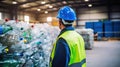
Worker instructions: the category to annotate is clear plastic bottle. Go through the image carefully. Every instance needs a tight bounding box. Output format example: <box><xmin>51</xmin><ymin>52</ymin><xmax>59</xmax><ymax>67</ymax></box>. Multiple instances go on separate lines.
<box><xmin>0</xmin><ymin>25</ymin><xmax>12</xmax><ymax>35</ymax></box>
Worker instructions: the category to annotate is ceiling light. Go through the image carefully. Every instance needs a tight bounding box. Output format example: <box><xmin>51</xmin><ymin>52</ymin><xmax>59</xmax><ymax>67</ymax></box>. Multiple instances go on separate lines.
<box><xmin>49</xmin><ymin>5</ymin><xmax>53</xmax><ymax>8</ymax></box>
<box><xmin>85</xmin><ymin>0</ymin><xmax>89</xmax><ymax>2</ymax></box>
<box><xmin>47</xmin><ymin>17</ymin><xmax>52</xmax><ymax>22</ymax></box>
<box><xmin>41</xmin><ymin>1</ymin><xmax>46</xmax><ymax>4</ymax></box>
<box><xmin>22</xmin><ymin>4</ymin><xmax>28</xmax><ymax>7</ymax></box>
<box><xmin>88</xmin><ymin>4</ymin><xmax>92</xmax><ymax>7</ymax></box>
<box><xmin>53</xmin><ymin>8</ymin><xmax>57</xmax><ymax>10</ymax></box>
<box><xmin>37</xmin><ymin>9</ymin><xmax>41</xmax><ymax>11</ymax></box>
<box><xmin>12</xmin><ymin>1</ymin><xmax>17</xmax><ymax>4</ymax></box>
<box><xmin>45</xmin><ymin>11</ymin><xmax>48</xmax><ymax>14</ymax></box>
<box><xmin>45</xmin><ymin>4</ymin><xmax>49</xmax><ymax>6</ymax></box>
<box><xmin>63</xmin><ymin>1</ymin><xmax>67</xmax><ymax>4</ymax></box>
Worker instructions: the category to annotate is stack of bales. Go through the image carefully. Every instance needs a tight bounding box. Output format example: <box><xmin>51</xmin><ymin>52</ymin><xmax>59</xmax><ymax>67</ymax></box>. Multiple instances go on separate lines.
<box><xmin>76</xmin><ymin>29</ymin><xmax>94</xmax><ymax>50</ymax></box>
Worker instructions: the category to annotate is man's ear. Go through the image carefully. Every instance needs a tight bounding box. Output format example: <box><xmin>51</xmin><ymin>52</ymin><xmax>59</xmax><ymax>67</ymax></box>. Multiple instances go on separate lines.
<box><xmin>59</xmin><ymin>22</ymin><xmax>61</xmax><ymax>25</ymax></box>
<box><xmin>59</xmin><ymin>20</ymin><xmax>62</xmax><ymax>26</ymax></box>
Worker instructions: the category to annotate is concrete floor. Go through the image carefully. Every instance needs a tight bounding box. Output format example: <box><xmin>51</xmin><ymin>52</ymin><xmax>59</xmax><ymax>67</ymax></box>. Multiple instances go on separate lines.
<box><xmin>86</xmin><ymin>41</ymin><xmax>120</xmax><ymax>67</ymax></box>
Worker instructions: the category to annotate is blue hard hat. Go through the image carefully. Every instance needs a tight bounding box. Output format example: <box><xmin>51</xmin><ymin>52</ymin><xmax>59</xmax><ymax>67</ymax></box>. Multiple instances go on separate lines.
<box><xmin>57</xmin><ymin>6</ymin><xmax>76</xmax><ymax>21</ymax></box>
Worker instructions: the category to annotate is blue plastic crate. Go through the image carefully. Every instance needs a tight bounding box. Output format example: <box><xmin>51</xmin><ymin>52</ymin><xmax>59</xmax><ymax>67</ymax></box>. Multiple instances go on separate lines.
<box><xmin>105</xmin><ymin>27</ymin><xmax>112</xmax><ymax>31</ymax></box>
<box><xmin>104</xmin><ymin>26</ymin><xmax>113</xmax><ymax>37</ymax></box>
<box><xmin>98</xmin><ymin>33</ymin><xmax>103</xmax><ymax>37</ymax></box>
<box><xmin>113</xmin><ymin>21</ymin><xmax>120</xmax><ymax>27</ymax></box>
<box><xmin>104</xmin><ymin>21</ymin><xmax>113</xmax><ymax>32</ymax></box>
<box><xmin>105</xmin><ymin>33</ymin><xmax>113</xmax><ymax>37</ymax></box>
<box><xmin>113</xmin><ymin>26</ymin><xmax>120</xmax><ymax>37</ymax></box>
<box><xmin>105</xmin><ymin>25</ymin><xmax>113</xmax><ymax>31</ymax></box>
<box><xmin>85</xmin><ymin>22</ymin><xmax>94</xmax><ymax>29</ymax></box>
<box><xmin>94</xmin><ymin>22</ymin><xmax>103</xmax><ymax>28</ymax></box>
<box><xmin>104</xmin><ymin>21</ymin><xmax>112</xmax><ymax>26</ymax></box>
<box><xmin>114</xmin><ymin>33</ymin><xmax>120</xmax><ymax>37</ymax></box>
<box><xmin>94</xmin><ymin>22</ymin><xmax>103</xmax><ymax>34</ymax></box>
<box><xmin>94</xmin><ymin>28</ymin><xmax>103</xmax><ymax>33</ymax></box>
<box><xmin>113</xmin><ymin>27</ymin><xmax>120</xmax><ymax>32</ymax></box>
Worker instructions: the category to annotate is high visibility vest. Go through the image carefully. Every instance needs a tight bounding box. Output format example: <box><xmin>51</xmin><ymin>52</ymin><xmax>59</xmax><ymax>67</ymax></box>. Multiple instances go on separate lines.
<box><xmin>50</xmin><ymin>31</ymin><xmax>86</xmax><ymax>67</ymax></box>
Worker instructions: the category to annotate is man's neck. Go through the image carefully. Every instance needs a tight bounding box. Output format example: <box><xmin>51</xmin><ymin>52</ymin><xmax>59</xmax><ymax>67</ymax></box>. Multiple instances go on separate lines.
<box><xmin>60</xmin><ymin>25</ymin><xmax>65</xmax><ymax>30</ymax></box>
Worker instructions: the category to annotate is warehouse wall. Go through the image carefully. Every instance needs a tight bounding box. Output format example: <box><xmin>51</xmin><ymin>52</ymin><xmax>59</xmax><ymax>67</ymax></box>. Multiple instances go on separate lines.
<box><xmin>110</xmin><ymin>6</ymin><xmax>120</xmax><ymax>21</ymax></box>
<box><xmin>0</xmin><ymin>8</ymin><xmax>37</xmax><ymax>23</ymax></box>
<box><xmin>39</xmin><ymin>12</ymin><xmax>59</xmax><ymax>26</ymax></box>
<box><xmin>39</xmin><ymin>11</ymin><xmax>57</xmax><ymax>22</ymax></box>
<box><xmin>77</xmin><ymin>6</ymin><xmax>120</xmax><ymax>28</ymax></box>
<box><xmin>0</xmin><ymin>8</ymin><xmax>10</xmax><ymax>20</ymax></box>
<box><xmin>18</xmin><ymin>11</ymin><xmax>37</xmax><ymax>23</ymax></box>
<box><xmin>1</xmin><ymin>13</ymin><xmax>10</xmax><ymax>20</ymax></box>
<box><xmin>77</xmin><ymin>6</ymin><xmax>107</xmax><ymax>28</ymax></box>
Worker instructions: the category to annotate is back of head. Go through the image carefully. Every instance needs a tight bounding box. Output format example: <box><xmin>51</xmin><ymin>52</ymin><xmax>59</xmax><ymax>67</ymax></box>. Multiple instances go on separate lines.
<box><xmin>57</xmin><ymin>6</ymin><xmax>76</xmax><ymax>26</ymax></box>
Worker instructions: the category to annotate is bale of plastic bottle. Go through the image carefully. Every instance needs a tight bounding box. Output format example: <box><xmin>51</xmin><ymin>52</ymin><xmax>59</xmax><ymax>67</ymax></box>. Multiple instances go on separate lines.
<box><xmin>75</xmin><ymin>29</ymin><xmax>94</xmax><ymax>50</ymax></box>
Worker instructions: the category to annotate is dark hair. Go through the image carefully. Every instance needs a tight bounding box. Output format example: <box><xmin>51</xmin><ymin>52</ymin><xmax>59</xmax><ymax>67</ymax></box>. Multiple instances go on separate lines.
<box><xmin>59</xmin><ymin>19</ymin><xmax>73</xmax><ymax>27</ymax></box>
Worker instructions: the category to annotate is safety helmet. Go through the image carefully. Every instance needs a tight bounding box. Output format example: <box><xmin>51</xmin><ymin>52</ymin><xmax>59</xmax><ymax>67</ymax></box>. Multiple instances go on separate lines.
<box><xmin>57</xmin><ymin>6</ymin><xmax>76</xmax><ymax>21</ymax></box>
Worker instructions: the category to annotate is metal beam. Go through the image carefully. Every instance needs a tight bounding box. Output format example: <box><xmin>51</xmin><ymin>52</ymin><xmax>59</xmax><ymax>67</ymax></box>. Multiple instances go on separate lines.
<box><xmin>18</xmin><ymin>1</ymin><xmax>90</xmax><ymax>11</ymax></box>
<box><xmin>72</xmin><ymin>0</ymin><xmax>120</xmax><ymax>9</ymax></box>
<box><xmin>17</xmin><ymin>0</ymin><xmax>40</xmax><ymax>5</ymax></box>
<box><xmin>20</xmin><ymin>0</ymin><xmax>105</xmax><ymax>13</ymax></box>
<box><xmin>0</xmin><ymin>2</ymin><xmax>10</xmax><ymax>6</ymax></box>
<box><xmin>107</xmin><ymin>0</ymin><xmax>111</xmax><ymax>20</ymax></box>
<box><xmin>21</xmin><ymin>0</ymin><xmax>108</xmax><ymax>11</ymax></box>
<box><xmin>19</xmin><ymin>1</ymin><xmax>63</xmax><ymax>10</ymax></box>
<box><xmin>0</xmin><ymin>1</ymin><xmax>12</xmax><ymax>10</ymax></box>
<box><xmin>20</xmin><ymin>0</ymin><xmax>120</xmax><ymax>13</ymax></box>
<box><xmin>75</xmin><ymin>8</ymin><xmax>79</xmax><ymax>27</ymax></box>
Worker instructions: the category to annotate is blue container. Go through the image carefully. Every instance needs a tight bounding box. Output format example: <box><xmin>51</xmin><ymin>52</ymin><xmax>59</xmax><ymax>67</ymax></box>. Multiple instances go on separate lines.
<box><xmin>113</xmin><ymin>21</ymin><xmax>120</xmax><ymax>37</ymax></box>
<box><xmin>105</xmin><ymin>27</ymin><xmax>112</xmax><ymax>31</ymax></box>
<box><xmin>113</xmin><ymin>21</ymin><xmax>120</xmax><ymax>32</ymax></box>
<box><xmin>113</xmin><ymin>21</ymin><xmax>120</xmax><ymax>27</ymax></box>
<box><xmin>94</xmin><ymin>28</ymin><xmax>103</xmax><ymax>37</ymax></box>
<box><xmin>114</xmin><ymin>33</ymin><xmax>120</xmax><ymax>37</ymax></box>
<box><xmin>104</xmin><ymin>29</ymin><xmax>113</xmax><ymax>37</ymax></box>
<box><xmin>94</xmin><ymin>28</ymin><xmax>103</xmax><ymax>32</ymax></box>
<box><xmin>104</xmin><ymin>33</ymin><xmax>113</xmax><ymax>37</ymax></box>
<box><xmin>94</xmin><ymin>22</ymin><xmax>103</xmax><ymax>32</ymax></box>
<box><xmin>104</xmin><ymin>21</ymin><xmax>111</xmax><ymax>25</ymax></box>
<box><xmin>85</xmin><ymin>22</ymin><xmax>94</xmax><ymax>29</ymax></box>
<box><xmin>94</xmin><ymin>22</ymin><xmax>103</xmax><ymax>37</ymax></box>
<box><xmin>113</xmin><ymin>27</ymin><xmax>120</xmax><ymax>32</ymax></box>
<box><xmin>113</xmin><ymin>27</ymin><xmax>120</xmax><ymax>37</ymax></box>
<box><xmin>94</xmin><ymin>22</ymin><xmax>103</xmax><ymax>28</ymax></box>
<box><xmin>98</xmin><ymin>33</ymin><xmax>103</xmax><ymax>37</ymax></box>
<box><xmin>104</xmin><ymin>21</ymin><xmax>113</xmax><ymax>37</ymax></box>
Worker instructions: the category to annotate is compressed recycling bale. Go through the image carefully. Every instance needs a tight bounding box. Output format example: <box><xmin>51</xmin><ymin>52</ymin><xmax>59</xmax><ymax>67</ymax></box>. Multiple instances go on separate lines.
<box><xmin>75</xmin><ymin>29</ymin><xmax>94</xmax><ymax>49</ymax></box>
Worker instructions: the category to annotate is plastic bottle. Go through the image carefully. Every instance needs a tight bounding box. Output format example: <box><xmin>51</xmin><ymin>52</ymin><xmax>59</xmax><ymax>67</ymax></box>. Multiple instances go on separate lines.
<box><xmin>0</xmin><ymin>25</ymin><xmax>12</xmax><ymax>35</ymax></box>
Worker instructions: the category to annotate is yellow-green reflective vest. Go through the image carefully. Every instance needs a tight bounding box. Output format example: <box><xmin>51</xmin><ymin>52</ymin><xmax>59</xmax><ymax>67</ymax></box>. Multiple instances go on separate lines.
<box><xmin>50</xmin><ymin>31</ymin><xmax>86</xmax><ymax>67</ymax></box>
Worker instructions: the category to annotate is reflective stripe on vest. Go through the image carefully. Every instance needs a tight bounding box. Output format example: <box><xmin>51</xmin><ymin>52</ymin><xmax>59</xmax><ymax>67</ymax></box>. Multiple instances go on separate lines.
<box><xmin>50</xmin><ymin>31</ymin><xmax>86</xmax><ymax>67</ymax></box>
<box><xmin>69</xmin><ymin>59</ymin><xmax>86</xmax><ymax>67</ymax></box>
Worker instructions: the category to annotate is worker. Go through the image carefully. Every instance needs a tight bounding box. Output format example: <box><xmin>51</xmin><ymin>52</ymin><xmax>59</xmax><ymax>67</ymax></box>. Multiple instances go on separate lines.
<box><xmin>50</xmin><ymin>6</ymin><xmax>86</xmax><ymax>67</ymax></box>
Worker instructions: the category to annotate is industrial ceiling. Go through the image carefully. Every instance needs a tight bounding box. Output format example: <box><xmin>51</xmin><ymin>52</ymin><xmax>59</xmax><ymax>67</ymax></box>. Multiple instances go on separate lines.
<box><xmin>0</xmin><ymin>0</ymin><xmax>120</xmax><ymax>13</ymax></box>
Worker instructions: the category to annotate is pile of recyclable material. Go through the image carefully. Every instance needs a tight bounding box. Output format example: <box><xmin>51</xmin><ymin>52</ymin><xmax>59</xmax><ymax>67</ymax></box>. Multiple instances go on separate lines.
<box><xmin>0</xmin><ymin>20</ymin><xmax>60</xmax><ymax>67</ymax></box>
<box><xmin>75</xmin><ymin>29</ymin><xmax>94</xmax><ymax>49</ymax></box>
<box><xmin>0</xmin><ymin>43</ymin><xmax>7</xmax><ymax>54</ymax></box>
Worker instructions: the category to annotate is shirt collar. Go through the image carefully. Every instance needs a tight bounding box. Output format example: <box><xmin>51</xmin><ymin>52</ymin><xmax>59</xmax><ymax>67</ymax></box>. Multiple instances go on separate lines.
<box><xmin>58</xmin><ymin>26</ymin><xmax>74</xmax><ymax>36</ymax></box>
